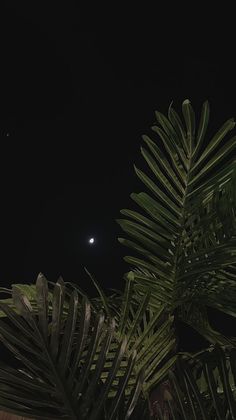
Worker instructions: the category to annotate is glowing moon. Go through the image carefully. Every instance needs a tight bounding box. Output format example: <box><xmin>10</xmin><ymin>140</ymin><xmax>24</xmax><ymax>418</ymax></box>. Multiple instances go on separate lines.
<box><xmin>88</xmin><ymin>237</ymin><xmax>95</xmax><ymax>244</ymax></box>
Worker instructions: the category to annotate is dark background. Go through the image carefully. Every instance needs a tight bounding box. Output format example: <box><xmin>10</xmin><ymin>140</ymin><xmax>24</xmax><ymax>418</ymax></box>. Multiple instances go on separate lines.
<box><xmin>0</xmin><ymin>4</ymin><xmax>236</xmax><ymax>350</ymax></box>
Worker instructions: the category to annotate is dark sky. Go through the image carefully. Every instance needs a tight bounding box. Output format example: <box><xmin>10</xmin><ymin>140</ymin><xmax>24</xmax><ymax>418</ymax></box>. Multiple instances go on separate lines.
<box><xmin>0</xmin><ymin>4</ymin><xmax>236</xmax><ymax>300</ymax></box>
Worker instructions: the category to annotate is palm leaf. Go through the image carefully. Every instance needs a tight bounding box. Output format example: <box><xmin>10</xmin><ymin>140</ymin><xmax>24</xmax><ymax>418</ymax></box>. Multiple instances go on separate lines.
<box><xmin>0</xmin><ymin>273</ymin><xmax>181</xmax><ymax>419</ymax></box>
<box><xmin>118</xmin><ymin>99</ymin><xmax>236</xmax><ymax>319</ymax></box>
<box><xmin>167</xmin><ymin>344</ymin><xmax>236</xmax><ymax>419</ymax></box>
<box><xmin>0</xmin><ymin>276</ymin><xmax>147</xmax><ymax>420</ymax></box>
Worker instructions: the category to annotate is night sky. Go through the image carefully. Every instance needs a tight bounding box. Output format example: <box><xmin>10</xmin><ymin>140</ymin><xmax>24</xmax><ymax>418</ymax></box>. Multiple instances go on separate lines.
<box><xmin>0</xmin><ymin>3</ymin><xmax>236</xmax><ymax>317</ymax></box>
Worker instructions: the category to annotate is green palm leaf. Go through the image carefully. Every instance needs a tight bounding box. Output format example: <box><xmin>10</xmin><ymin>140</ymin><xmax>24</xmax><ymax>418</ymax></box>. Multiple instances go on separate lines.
<box><xmin>0</xmin><ymin>273</ymin><xmax>179</xmax><ymax>419</ymax></box>
<box><xmin>167</xmin><ymin>344</ymin><xmax>236</xmax><ymax>419</ymax></box>
<box><xmin>0</xmin><ymin>275</ymin><xmax>146</xmax><ymax>419</ymax></box>
<box><xmin>118</xmin><ymin>99</ymin><xmax>236</xmax><ymax>319</ymax></box>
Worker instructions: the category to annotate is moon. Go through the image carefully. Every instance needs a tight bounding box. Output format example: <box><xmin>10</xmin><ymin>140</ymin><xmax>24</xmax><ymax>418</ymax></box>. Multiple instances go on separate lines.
<box><xmin>88</xmin><ymin>237</ymin><xmax>95</xmax><ymax>244</ymax></box>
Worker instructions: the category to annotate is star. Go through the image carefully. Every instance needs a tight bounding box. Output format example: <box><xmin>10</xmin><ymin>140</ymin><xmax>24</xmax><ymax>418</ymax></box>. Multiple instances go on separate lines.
<box><xmin>88</xmin><ymin>237</ymin><xmax>95</xmax><ymax>244</ymax></box>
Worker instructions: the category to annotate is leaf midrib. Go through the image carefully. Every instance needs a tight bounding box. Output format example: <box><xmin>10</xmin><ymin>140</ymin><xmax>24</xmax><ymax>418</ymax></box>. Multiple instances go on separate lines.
<box><xmin>171</xmin><ymin>153</ymin><xmax>194</xmax><ymax>307</ymax></box>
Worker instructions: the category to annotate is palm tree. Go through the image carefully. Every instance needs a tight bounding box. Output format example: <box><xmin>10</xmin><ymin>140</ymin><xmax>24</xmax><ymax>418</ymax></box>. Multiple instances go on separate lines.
<box><xmin>0</xmin><ymin>99</ymin><xmax>236</xmax><ymax>419</ymax></box>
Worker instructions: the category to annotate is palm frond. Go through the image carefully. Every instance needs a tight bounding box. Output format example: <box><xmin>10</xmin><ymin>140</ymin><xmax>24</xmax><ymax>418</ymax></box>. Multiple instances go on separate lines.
<box><xmin>167</xmin><ymin>344</ymin><xmax>236</xmax><ymax>419</ymax></box>
<box><xmin>0</xmin><ymin>275</ymin><xmax>145</xmax><ymax>419</ymax></box>
<box><xmin>0</xmin><ymin>274</ymin><xmax>179</xmax><ymax>419</ymax></box>
<box><xmin>117</xmin><ymin>99</ymin><xmax>236</xmax><ymax>318</ymax></box>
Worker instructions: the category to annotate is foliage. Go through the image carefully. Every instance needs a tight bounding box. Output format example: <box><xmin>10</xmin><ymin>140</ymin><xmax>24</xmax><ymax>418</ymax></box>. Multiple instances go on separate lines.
<box><xmin>0</xmin><ymin>99</ymin><xmax>236</xmax><ymax>419</ymax></box>
<box><xmin>0</xmin><ymin>273</ymin><xmax>178</xmax><ymax>419</ymax></box>
<box><xmin>0</xmin><ymin>275</ymin><xmax>141</xmax><ymax>419</ymax></box>
<box><xmin>117</xmin><ymin>99</ymin><xmax>236</xmax><ymax>346</ymax></box>
<box><xmin>167</xmin><ymin>344</ymin><xmax>236</xmax><ymax>419</ymax></box>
